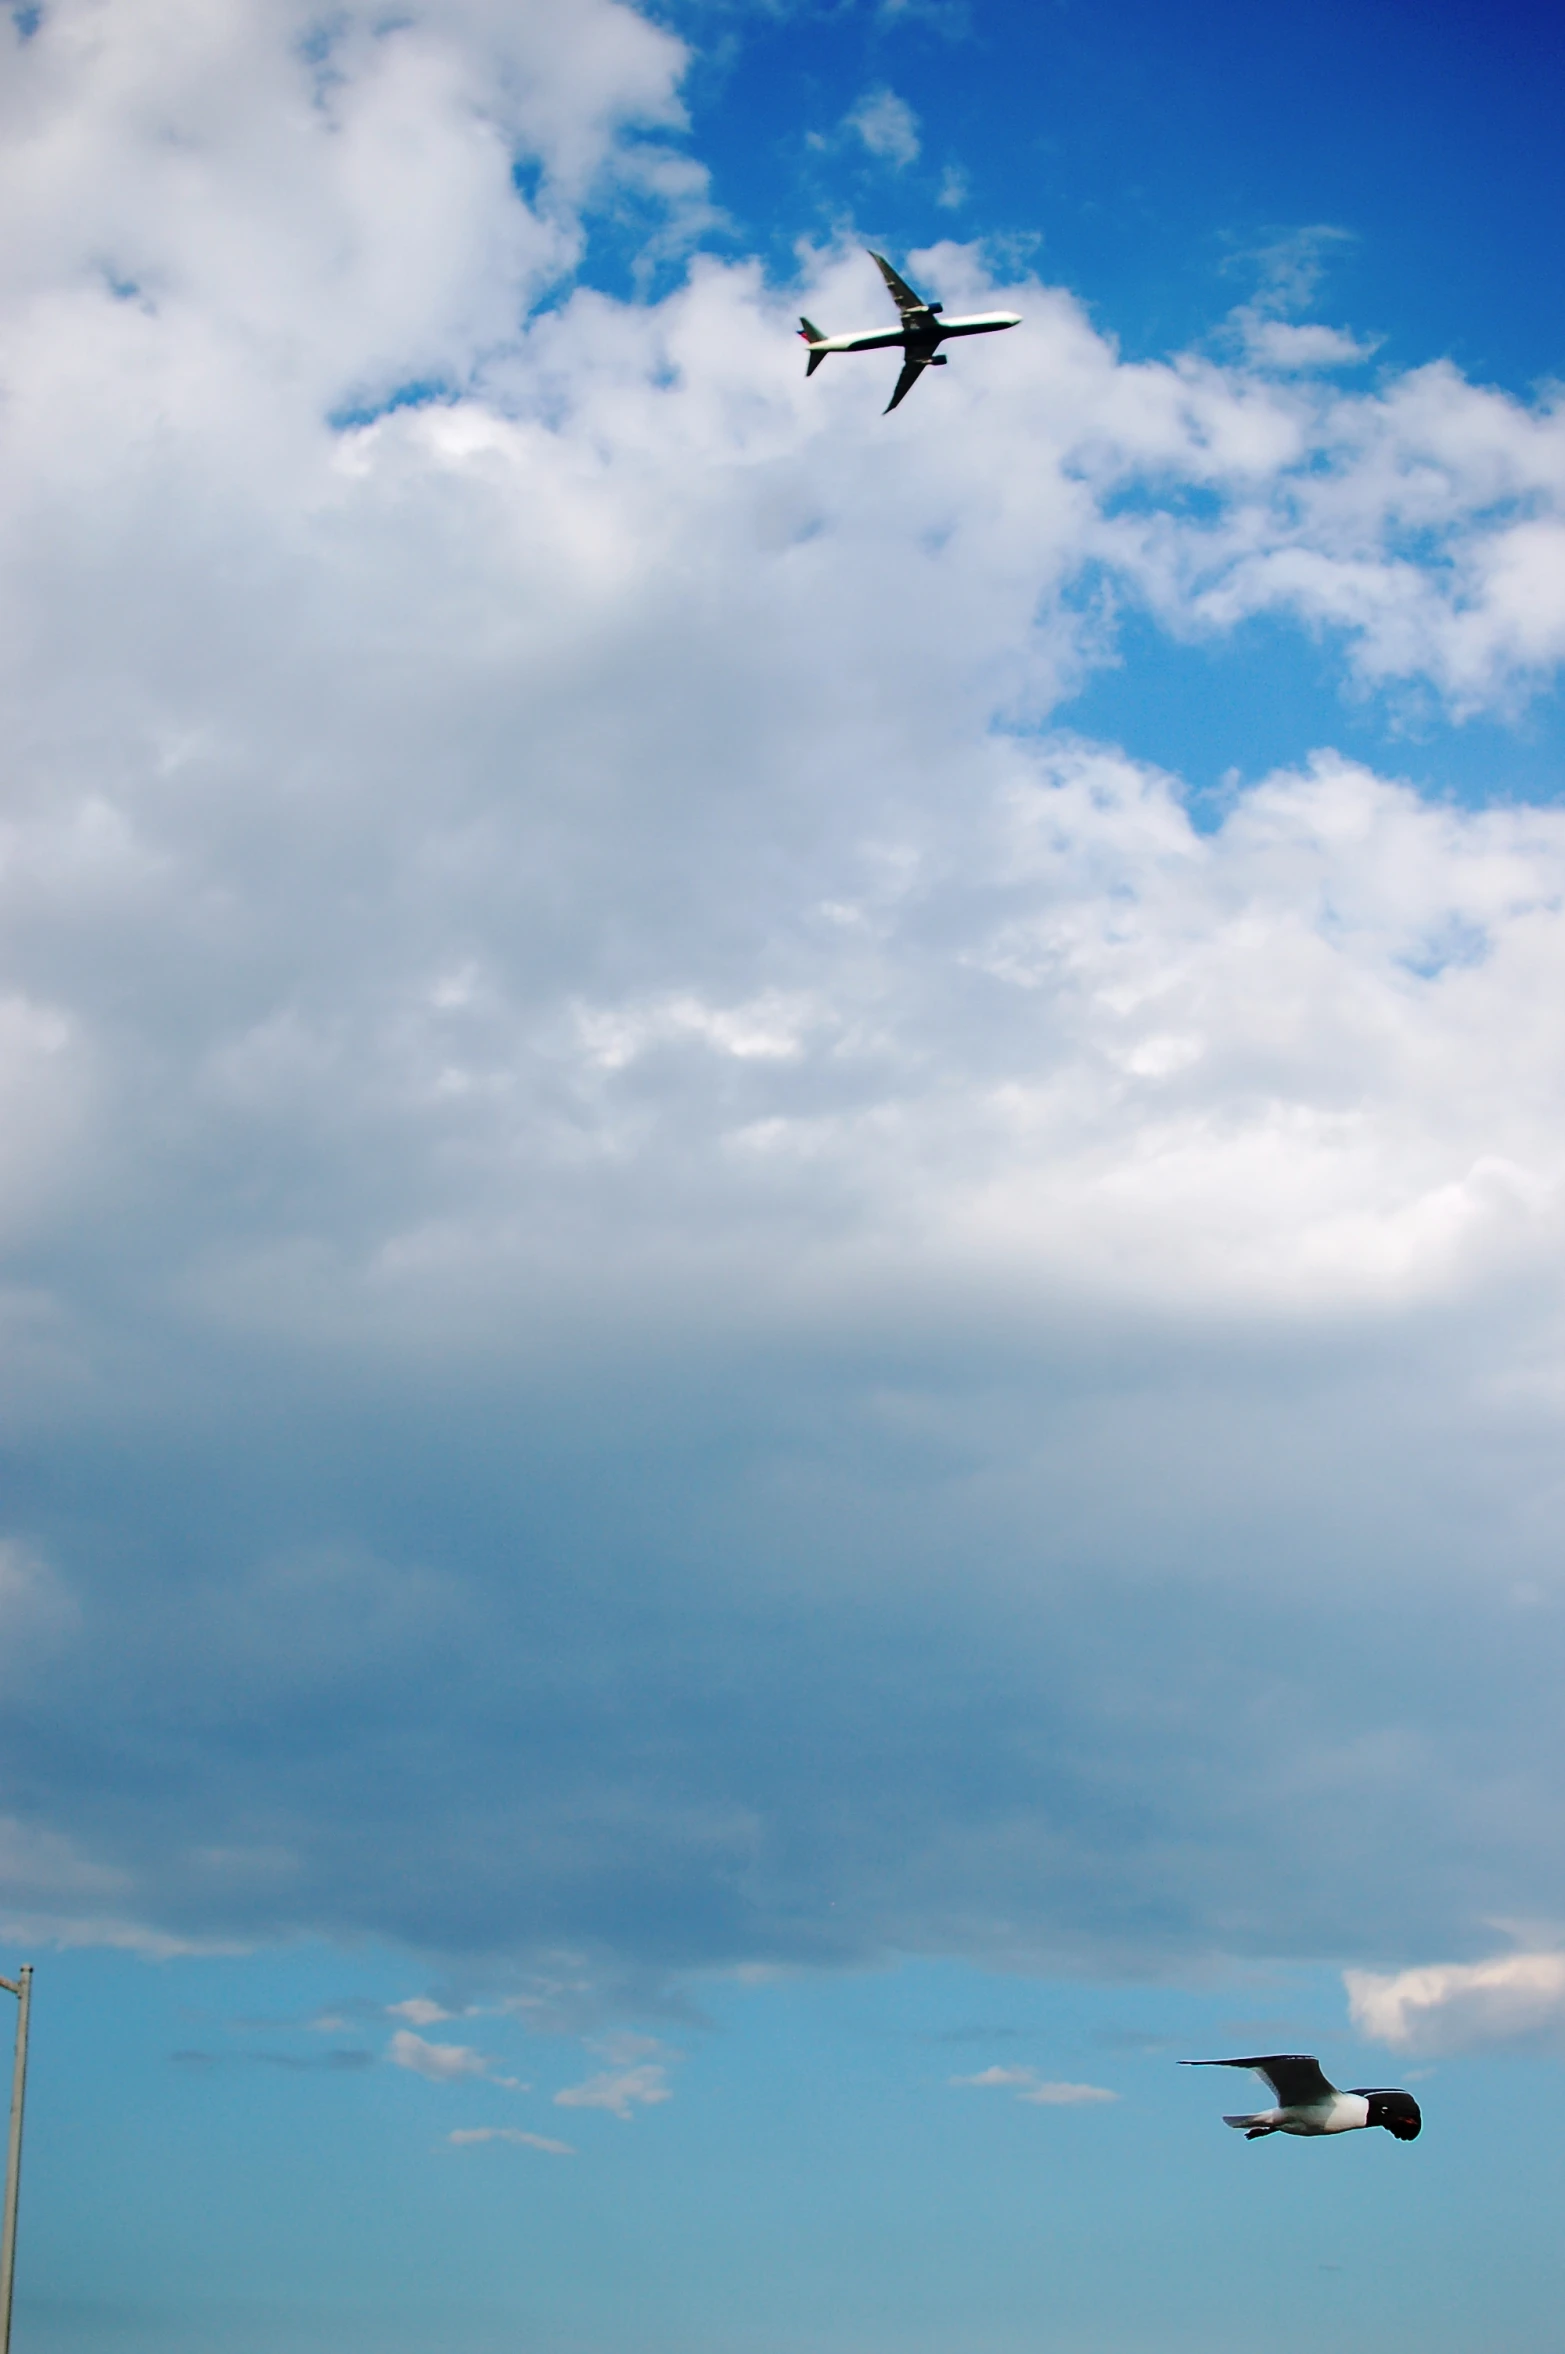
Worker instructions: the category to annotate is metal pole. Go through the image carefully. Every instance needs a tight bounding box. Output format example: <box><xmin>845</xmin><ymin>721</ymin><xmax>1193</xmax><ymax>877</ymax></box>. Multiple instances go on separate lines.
<box><xmin>0</xmin><ymin>1966</ymin><xmax>31</xmax><ymax>2354</ymax></box>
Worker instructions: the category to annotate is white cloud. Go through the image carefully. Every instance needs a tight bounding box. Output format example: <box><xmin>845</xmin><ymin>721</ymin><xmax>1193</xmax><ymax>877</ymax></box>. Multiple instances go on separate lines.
<box><xmin>1238</xmin><ymin>317</ymin><xmax>1377</xmax><ymax>372</ymax></box>
<box><xmin>1346</xmin><ymin>1950</ymin><xmax>1565</xmax><ymax>2054</ymax></box>
<box><xmin>0</xmin><ymin>0</ymin><xmax>700</xmax><ymax>441</ymax></box>
<box><xmin>389</xmin><ymin>2028</ymin><xmax>494</xmax><ymax>2081</ymax></box>
<box><xmin>1226</xmin><ymin>225</ymin><xmax>1357</xmax><ymax>319</ymax></box>
<box><xmin>951</xmin><ymin>2066</ymin><xmax>1117</xmax><ymax>2105</ymax></box>
<box><xmin>573</xmin><ymin>990</ymin><xmax>819</xmax><ymax>1071</ymax></box>
<box><xmin>387</xmin><ymin>1997</ymin><xmax>455</xmax><ymax>2026</ymax></box>
<box><xmin>187</xmin><ymin>726</ymin><xmax>1565</xmax><ymax>1331</ymax></box>
<box><xmin>845</xmin><ymin>87</ymin><xmax>921</xmax><ymax>168</ymax></box>
<box><xmin>554</xmin><ymin>2062</ymin><xmax>674</xmax><ymax>2119</ymax></box>
<box><xmin>448</xmin><ymin>2126</ymin><xmax>576</xmax><ymax>2154</ymax></box>
<box><xmin>3</xmin><ymin>0</ymin><xmax>1565</xmax><ymax>1986</ymax></box>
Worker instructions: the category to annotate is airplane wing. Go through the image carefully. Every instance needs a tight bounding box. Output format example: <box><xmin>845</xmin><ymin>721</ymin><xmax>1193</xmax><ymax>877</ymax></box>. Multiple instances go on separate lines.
<box><xmin>868</xmin><ymin>250</ymin><xmax>936</xmax><ymax>322</ymax></box>
<box><xmin>883</xmin><ymin>354</ymin><xmax>928</xmax><ymax>413</ymax></box>
<box><xmin>1183</xmin><ymin>2055</ymin><xmax>1338</xmax><ymax>2106</ymax></box>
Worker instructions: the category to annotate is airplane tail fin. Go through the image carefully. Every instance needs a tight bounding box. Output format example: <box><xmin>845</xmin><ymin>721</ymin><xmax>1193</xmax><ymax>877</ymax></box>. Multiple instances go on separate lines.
<box><xmin>799</xmin><ymin>319</ymin><xmax>828</xmax><ymax>375</ymax></box>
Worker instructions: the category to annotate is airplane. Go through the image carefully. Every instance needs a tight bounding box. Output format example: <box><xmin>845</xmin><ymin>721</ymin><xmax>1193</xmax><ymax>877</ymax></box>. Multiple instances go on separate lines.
<box><xmin>798</xmin><ymin>251</ymin><xmax>1021</xmax><ymax>413</ymax></box>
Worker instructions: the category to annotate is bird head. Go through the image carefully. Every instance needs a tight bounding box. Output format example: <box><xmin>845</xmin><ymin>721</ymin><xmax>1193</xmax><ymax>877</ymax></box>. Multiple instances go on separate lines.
<box><xmin>1358</xmin><ymin>2088</ymin><xmax>1422</xmax><ymax>2139</ymax></box>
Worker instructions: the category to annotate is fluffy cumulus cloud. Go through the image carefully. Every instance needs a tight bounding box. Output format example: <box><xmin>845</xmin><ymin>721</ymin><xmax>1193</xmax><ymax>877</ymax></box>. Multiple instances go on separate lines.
<box><xmin>3</xmin><ymin>0</ymin><xmax>1565</xmax><ymax>1997</ymax></box>
<box><xmin>845</xmin><ymin>86</ymin><xmax>921</xmax><ymax>168</ymax></box>
<box><xmin>1347</xmin><ymin>1949</ymin><xmax>1565</xmax><ymax>2054</ymax></box>
<box><xmin>388</xmin><ymin>2028</ymin><xmax>497</xmax><ymax>2081</ymax></box>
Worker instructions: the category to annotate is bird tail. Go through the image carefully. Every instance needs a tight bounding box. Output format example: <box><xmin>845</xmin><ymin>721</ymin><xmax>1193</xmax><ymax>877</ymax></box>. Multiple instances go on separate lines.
<box><xmin>1223</xmin><ymin>2114</ymin><xmax>1276</xmax><ymax>2137</ymax></box>
<box><xmin>799</xmin><ymin>319</ymin><xmax>828</xmax><ymax>375</ymax></box>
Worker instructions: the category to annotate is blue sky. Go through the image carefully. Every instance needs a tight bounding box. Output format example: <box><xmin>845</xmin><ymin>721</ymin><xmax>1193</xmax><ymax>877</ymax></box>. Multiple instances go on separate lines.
<box><xmin>3</xmin><ymin>0</ymin><xmax>1565</xmax><ymax>2346</ymax></box>
<box><xmin>19</xmin><ymin>1945</ymin><xmax>1564</xmax><ymax>2354</ymax></box>
<box><xmin>657</xmin><ymin>0</ymin><xmax>1563</xmax><ymax>387</ymax></box>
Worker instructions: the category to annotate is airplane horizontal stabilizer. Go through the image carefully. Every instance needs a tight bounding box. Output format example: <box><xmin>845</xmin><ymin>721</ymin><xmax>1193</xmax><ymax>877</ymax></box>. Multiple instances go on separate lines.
<box><xmin>799</xmin><ymin>318</ymin><xmax>829</xmax><ymax>376</ymax></box>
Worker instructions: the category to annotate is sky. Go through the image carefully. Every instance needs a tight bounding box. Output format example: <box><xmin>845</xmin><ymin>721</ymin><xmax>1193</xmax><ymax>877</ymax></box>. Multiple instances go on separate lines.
<box><xmin>2</xmin><ymin>0</ymin><xmax>1565</xmax><ymax>2345</ymax></box>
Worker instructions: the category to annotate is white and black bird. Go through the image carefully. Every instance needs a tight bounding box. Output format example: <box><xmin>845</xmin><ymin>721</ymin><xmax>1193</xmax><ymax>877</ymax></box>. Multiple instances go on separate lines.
<box><xmin>1181</xmin><ymin>2055</ymin><xmax>1422</xmax><ymax>2141</ymax></box>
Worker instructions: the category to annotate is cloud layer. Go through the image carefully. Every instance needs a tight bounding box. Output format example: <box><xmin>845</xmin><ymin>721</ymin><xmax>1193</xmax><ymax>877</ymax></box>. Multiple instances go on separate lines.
<box><xmin>4</xmin><ymin>0</ymin><xmax>1565</xmax><ymax>1997</ymax></box>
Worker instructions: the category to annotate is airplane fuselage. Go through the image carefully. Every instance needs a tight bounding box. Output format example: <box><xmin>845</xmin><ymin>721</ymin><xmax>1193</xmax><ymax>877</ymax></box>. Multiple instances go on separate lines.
<box><xmin>804</xmin><ymin>311</ymin><xmax>1021</xmax><ymax>357</ymax></box>
<box><xmin>800</xmin><ymin>254</ymin><xmax>1021</xmax><ymax>411</ymax></box>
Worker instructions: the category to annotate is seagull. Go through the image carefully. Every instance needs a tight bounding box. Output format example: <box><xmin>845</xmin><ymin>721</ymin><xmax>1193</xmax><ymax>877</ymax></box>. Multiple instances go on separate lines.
<box><xmin>1181</xmin><ymin>2055</ymin><xmax>1421</xmax><ymax>2141</ymax></box>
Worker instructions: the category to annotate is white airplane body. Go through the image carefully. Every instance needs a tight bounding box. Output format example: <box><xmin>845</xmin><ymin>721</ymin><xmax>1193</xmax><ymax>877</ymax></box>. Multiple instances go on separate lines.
<box><xmin>800</xmin><ymin>251</ymin><xmax>1020</xmax><ymax>412</ymax></box>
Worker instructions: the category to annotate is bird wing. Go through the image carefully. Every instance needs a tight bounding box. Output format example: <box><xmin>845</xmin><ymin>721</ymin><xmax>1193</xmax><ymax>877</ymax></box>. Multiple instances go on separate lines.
<box><xmin>868</xmin><ymin>251</ymin><xmax>936</xmax><ymax>323</ymax></box>
<box><xmin>1183</xmin><ymin>2055</ymin><xmax>1339</xmax><ymax>2106</ymax></box>
<box><xmin>883</xmin><ymin>355</ymin><xmax>928</xmax><ymax>413</ymax></box>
